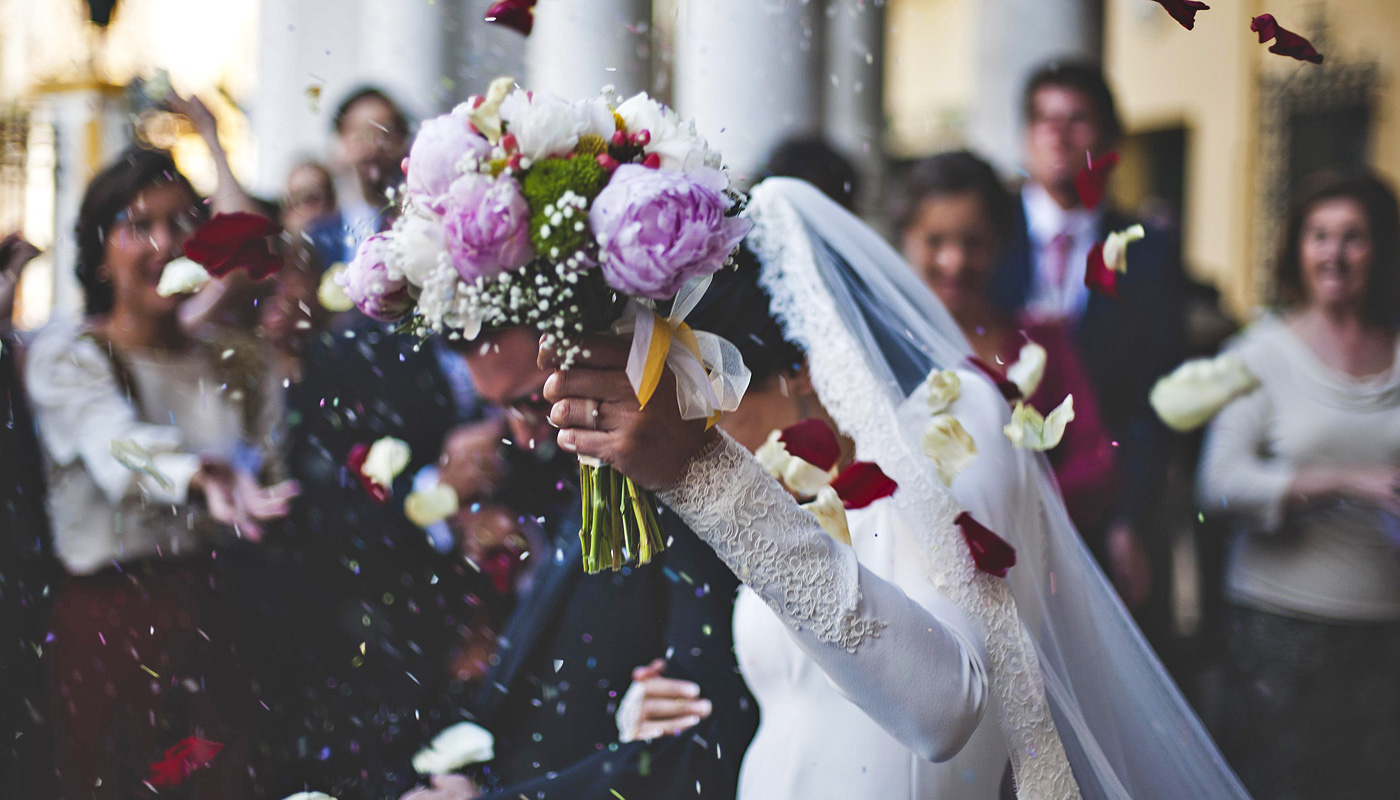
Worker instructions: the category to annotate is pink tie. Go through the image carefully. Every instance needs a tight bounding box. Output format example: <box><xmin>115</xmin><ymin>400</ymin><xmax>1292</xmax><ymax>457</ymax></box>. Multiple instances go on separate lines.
<box><xmin>1046</xmin><ymin>231</ymin><xmax>1072</xmax><ymax>287</ymax></box>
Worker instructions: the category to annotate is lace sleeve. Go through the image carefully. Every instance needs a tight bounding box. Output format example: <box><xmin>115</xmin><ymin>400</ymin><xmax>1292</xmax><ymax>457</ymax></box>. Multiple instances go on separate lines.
<box><xmin>659</xmin><ymin>431</ymin><xmax>990</xmax><ymax>763</ymax></box>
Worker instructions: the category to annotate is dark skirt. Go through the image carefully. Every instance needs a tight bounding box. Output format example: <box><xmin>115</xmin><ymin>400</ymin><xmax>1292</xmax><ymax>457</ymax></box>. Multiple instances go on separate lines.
<box><xmin>46</xmin><ymin>560</ymin><xmax>255</xmax><ymax>799</ymax></box>
<box><xmin>1223</xmin><ymin>603</ymin><xmax>1400</xmax><ymax>800</ymax></box>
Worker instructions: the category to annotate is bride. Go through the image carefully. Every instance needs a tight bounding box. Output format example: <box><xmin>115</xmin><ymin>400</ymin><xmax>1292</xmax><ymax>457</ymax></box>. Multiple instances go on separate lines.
<box><xmin>544</xmin><ymin>178</ymin><xmax>1251</xmax><ymax>799</ymax></box>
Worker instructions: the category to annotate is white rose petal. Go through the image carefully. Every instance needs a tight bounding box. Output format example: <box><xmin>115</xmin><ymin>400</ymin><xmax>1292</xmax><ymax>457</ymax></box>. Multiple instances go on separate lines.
<box><xmin>1150</xmin><ymin>352</ymin><xmax>1260</xmax><ymax>432</ymax></box>
<box><xmin>1003</xmin><ymin>396</ymin><xmax>1075</xmax><ymax>452</ymax></box>
<box><xmin>109</xmin><ymin>439</ymin><xmax>174</xmax><ymax>491</ymax></box>
<box><xmin>803</xmin><ymin>486</ymin><xmax>851</xmax><ymax>546</ymax></box>
<box><xmin>754</xmin><ymin>431</ymin><xmax>790</xmax><ymax>477</ymax></box>
<box><xmin>781</xmin><ymin>458</ymin><xmax>838</xmax><ymax>499</ymax></box>
<box><xmin>413</xmin><ymin>722</ymin><xmax>495</xmax><ymax>775</ymax></box>
<box><xmin>1006</xmin><ymin>341</ymin><xmax>1048</xmax><ymax>399</ymax></box>
<box><xmin>361</xmin><ymin>437</ymin><xmax>412</xmax><ymax>489</ymax></box>
<box><xmin>318</xmin><ymin>262</ymin><xmax>354</xmax><ymax>312</ymax></box>
<box><xmin>924</xmin><ymin>369</ymin><xmax>962</xmax><ymax>415</ymax></box>
<box><xmin>156</xmin><ymin>257</ymin><xmax>210</xmax><ymax>297</ymax></box>
<box><xmin>468</xmin><ymin>76</ymin><xmax>515</xmax><ymax>144</ymax></box>
<box><xmin>922</xmin><ymin>414</ymin><xmax>978</xmax><ymax>485</ymax></box>
<box><xmin>1102</xmin><ymin>224</ymin><xmax>1146</xmax><ymax>274</ymax></box>
<box><xmin>614</xmin><ymin>92</ymin><xmax>718</xmax><ymax>173</ymax></box>
<box><xmin>405</xmin><ymin>483</ymin><xmax>460</xmax><ymax>528</ymax></box>
<box><xmin>281</xmin><ymin>793</ymin><xmax>336</xmax><ymax>800</ymax></box>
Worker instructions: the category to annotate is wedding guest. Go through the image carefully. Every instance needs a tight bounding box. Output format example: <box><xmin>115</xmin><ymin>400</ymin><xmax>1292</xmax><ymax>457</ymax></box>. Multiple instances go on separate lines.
<box><xmin>308</xmin><ymin>87</ymin><xmax>410</xmax><ymax>269</ymax></box>
<box><xmin>1198</xmin><ymin>168</ymin><xmax>1400</xmax><ymax>799</ymax></box>
<box><xmin>987</xmin><ymin>60</ymin><xmax>1184</xmax><ymax>611</ymax></box>
<box><xmin>25</xmin><ymin>146</ymin><xmax>296</xmax><ymax>799</ymax></box>
<box><xmin>283</xmin><ymin>160</ymin><xmax>338</xmax><ymax>236</ymax></box>
<box><xmin>895</xmin><ymin>150</ymin><xmax>1117</xmax><ymax>530</ymax></box>
<box><xmin>0</xmin><ymin>233</ymin><xmax>57</xmax><ymax>798</ymax></box>
<box><xmin>397</xmin><ymin>326</ymin><xmax>758</xmax><ymax>800</ymax></box>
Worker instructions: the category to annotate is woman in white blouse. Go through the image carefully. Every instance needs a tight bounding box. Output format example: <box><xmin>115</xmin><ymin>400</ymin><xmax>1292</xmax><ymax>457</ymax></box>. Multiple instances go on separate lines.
<box><xmin>1198</xmin><ymin>169</ymin><xmax>1400</xmax><ymax>800</ymax></box>
<box><xmin>26</xmin><ymin>147</ymin><xmax>295</xmax><ymax>799</ymax></box>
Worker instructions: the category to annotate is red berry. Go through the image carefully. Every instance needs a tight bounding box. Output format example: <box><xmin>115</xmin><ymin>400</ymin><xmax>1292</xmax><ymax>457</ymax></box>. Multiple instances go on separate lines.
<box><xmin>596</xmin><ymin>153</ymin><xmax>620</xmax><ymax>171</ymax></box>
<box><xmin>631</xmin><ymin>130</ymin><xmax>651</xmax><ymax>147</ymax></box>
<box><xmin>508</xmin><ymin>153</ymin><xmax>524</xmax><ymax>171</ymax></box>
<box><xmin>611</xmin><ymin>130</ymin><xmax>628</xmax><ymax>148</ymax></box>
<box><xmin>401</xmin><ymin>157</ymin><xmax>410</xmax><ymax>175</ymax></box>
<box><xmin>642</xmin><ymin>153</ymin><xmax>661</xmax><ymax>169</ymax></box>
<box><xmin>468</xmin><ymin>95</ymin><xmax>484</xmax><ymax>110</ymax></box>
<box><xmin>501</xmin><ymin>133</ymin><xmax>519</xmax><ymax>153</ymax></box>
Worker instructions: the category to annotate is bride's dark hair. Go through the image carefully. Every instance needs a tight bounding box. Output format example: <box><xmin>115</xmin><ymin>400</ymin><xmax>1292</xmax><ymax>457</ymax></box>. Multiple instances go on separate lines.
<box><xmin>686</xmin><ymin>244</ymin><xmax>802</xmax><ymax>385</ymax></box>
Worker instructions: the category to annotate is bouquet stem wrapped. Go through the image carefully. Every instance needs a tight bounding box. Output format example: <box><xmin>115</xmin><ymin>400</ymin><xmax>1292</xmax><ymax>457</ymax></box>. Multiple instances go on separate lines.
<box><xmin>579</xmin><ymin>459</ymin><xmax>664</xmax><ymax>572</ymax></box>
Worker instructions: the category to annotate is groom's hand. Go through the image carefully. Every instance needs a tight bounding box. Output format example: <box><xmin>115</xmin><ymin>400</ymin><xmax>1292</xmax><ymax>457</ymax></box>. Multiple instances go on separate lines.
<box><xmin>541</xmin><ymin>334</ymin><xmax>716</xmax><ymax>491</ymax></box>
<box><xmin>400</xmin><ymin>774</ymin><xmax>479</xmax><ymax>800</ymax></box>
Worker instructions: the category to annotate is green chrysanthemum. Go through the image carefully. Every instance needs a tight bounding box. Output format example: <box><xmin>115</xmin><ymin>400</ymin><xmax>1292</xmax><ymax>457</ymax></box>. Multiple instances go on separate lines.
<box><xmin>522</xmin><ymin>157</ymin><xmax>608</xmax><ymax>257</ymax></box>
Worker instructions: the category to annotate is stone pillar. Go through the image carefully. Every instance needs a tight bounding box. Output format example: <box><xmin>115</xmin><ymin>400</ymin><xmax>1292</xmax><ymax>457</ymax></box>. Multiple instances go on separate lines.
<box><xmin>968</xmin><ymin>0</ymin><xmax>1101</xmax><ymax>173</ymax></box>
<box><xmin>674</xmin><ymin>0</ymin><xmax>824</xmax><ymax>183</ymax></box>
<box><xmin>359</xmin><ymin>0</ymin><xmax>450</xmax><ymax>118</ymax></box>
<box><xmin>824</xmin><ymin>0</ymin><xmax>885</xmax><ymax>209</ymax></box>
<box><xmin>525</xmin><ymin>0</ymin><xmax>652</xmax><ymax>99</ymax></box>
<box><xmin>35</xmin><ymin>82</ymin><xmax>128</xmax><ymax>320</ymax></box>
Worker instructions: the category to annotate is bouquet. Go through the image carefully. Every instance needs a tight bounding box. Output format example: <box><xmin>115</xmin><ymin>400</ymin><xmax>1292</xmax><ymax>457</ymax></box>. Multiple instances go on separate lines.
<box><xmin>343</xmin><ymin>77</ymin><xmax>752</xmax><ymax>573</ymax></box>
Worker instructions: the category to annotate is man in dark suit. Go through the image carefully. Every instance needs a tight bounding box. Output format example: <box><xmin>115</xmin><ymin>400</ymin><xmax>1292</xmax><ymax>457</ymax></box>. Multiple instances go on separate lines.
<box><xmin>988</xmin><ymin>62</ymin><xmax>1185</xmax><ymax>618</ymax></box>
<box><xmin>400</xmin><ymin>327</ymin><xmax>757</xmax><ymax>800</ymax></box>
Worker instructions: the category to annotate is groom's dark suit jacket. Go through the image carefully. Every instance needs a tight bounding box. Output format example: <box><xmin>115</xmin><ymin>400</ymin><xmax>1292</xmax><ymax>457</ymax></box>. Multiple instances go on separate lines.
<box><xmin>989</xmin><ymin>199</ymin><xmax>1186</xmax><ymax>542</ymax></box>
<box><xmin>469</xmin><ymin>495</ymin><xmax>758</xmax><ymax>799</ymax></box>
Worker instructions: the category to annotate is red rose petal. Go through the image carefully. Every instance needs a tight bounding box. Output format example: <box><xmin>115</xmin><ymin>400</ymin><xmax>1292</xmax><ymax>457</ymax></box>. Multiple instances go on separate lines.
<box><xmin>956</xmin><ymin>512</ymin><xmax>1017</xmax><ymax>578</ymax></box>
<box><xmin>184</xmin><ymin>212</ymin><xmax>281</xmax><ymax>278</ymax></box>
<box><xmin>178</xmin><ymin>737</ymin><xmax>224</xmax><ymax>767</ymax></box>
<box><xmin>347</xmin><ymin>442</ymin><xmax>389</xmax><ymax>503</ymax></box>
<box><xmin>1250</xmin><ymin>14</ymin><xmax>1323</xmax><ymax>64</ymax></box>
<box><xmin>830</xmin><ymin>461</ymin><xmax>898</xmax><ymax>509</ymax></box>
<box><xmin>779</xmin><ymin>418</ymin><xmax>842</xmax><ymax>472</ymax></box>
<box><xmin>484</xmin><ymin>0</ymin><xmax>536</xmax><ymax>36</ymax></box>
<box><xmin>1084</xmin><ymin>242</ymin><xmax>1120</xmax><ymax>300</ymax></box>
<box><xmin>1149</xmin><ymin>0</ymin><xmax>1209</xmax><ymax>30</ymax></box>
<box><xmin>148</xmin><ymin>736</ymin><xmax>223</xmax><ymax>788</ymax></box>
<box><xmin>966</xmin><ymin>357</ymin><xmax>1023</xmax><ymax>402</ymax></box>
<box><xmin>1073</xmin><ymin>151</ymin><xmax>1119</xmax><ymax>211</ymax></box>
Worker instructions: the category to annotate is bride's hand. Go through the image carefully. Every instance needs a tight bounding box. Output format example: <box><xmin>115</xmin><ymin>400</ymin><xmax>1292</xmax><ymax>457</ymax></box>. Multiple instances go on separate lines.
<box><xmin>616</xmin><ymin>658</ymin><xmax>712</xmax><ymax>742</ymax></box>
<box><xmin>541</xmin><ymin>335</ymin><xmax>716</xmax><ymax>491</ymax></box>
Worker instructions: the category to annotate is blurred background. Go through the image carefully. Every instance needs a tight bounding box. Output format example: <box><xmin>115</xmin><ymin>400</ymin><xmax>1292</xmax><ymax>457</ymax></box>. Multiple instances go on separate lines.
<box><xmin>3</xmin><ymin>0</ymin><xmax>1395</xmax><ymax>330</ymax></box>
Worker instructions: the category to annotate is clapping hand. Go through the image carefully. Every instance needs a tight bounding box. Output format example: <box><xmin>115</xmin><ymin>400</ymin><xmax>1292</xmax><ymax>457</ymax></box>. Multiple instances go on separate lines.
<box><xmin>540</xmin><ymin>335</ymin><xmax>715</xmax><ymax>492</ymax></box>
<box><xmin>616</xmin><ymin>658</ymin><xmax>713</xmax><ymax>742</ymax></box>
<box><xmin>192</xmin><ymin>463</ymin><xmax>299</xmax><ymax>542</ymax></box>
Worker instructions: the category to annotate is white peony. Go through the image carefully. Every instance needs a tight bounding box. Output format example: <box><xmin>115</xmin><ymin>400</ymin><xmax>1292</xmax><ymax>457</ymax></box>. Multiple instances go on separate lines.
<box><xmin>1150</xmin><ymin>352</ymin><xmax>1259</xmax><ymax>432</ymax></box>
<box><xmin>614</xmin><ymin>92</ymin><xmax>719</xmax><ymax>173</ymax></box>
<box><xmin>388</xmin><ymin>205</ymin><xmax>447</xmax><ymax>288</ymax></box>
<box><xmin>413</xmin><ymin>722</ymin><xmax>495</xmax><ymax>775</ymax></box>
<box><xmin>1006</xmin><ymin>341</ymin><xmax>1048</xmax><ymax>399</ymax></box>
<box><xmin>572</xmin><ymin>95</ymin><xmax>617</xmax><ymax>141</ymax></box>
<box><xmin>803</xmin><ymin>485</ymin><xmax>851</xmax><ymax>545</ymax></box>
<box><xmin>924</xmin><ymin>369</ymin><xmax>962</xmax><ymax>415</ymax></box>
<box><xmin>499</xmin><ymin>89</ymin><xmax>582</xmax><ymax>163</ymax></box>
<box><xmin>156</xmin><ymin>257</ymin><xmax>210</xmax><ymax>297</ymax></box>
<box><xmin>361</xmin><ymin>437</ymin><xmax>412</xmax><ymax>490</ymax></box>
<box><xmin>922</xmin><ymin>414</ymin><xmax>978</xmax><ymax>486</ymax></box>
<box><xmin>405</xmin><ymin>483</ymin><xmax>460</xmax><ymax>528</ymax></box>
<box><xmin>1003</xmin><ymin>396</ymin><xmax>1075</xmax><ymax>452</ymax></box>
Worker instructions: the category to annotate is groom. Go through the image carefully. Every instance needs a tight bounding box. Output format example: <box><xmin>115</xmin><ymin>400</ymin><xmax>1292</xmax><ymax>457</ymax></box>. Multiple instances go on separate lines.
<box><xmin>404</xmin><ymin>326</ymin><xmax>757</xmax><ymax>799</ymax></box>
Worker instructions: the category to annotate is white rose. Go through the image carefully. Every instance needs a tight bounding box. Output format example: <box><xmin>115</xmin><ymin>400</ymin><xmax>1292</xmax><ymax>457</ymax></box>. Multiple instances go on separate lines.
<box><xmin>413</xmin><ymin>722</ymin><xmax>495</xmax><ymax>775</ymax></box>
<box><xmin>499</xmin><ymin>89</ymin><xmax>581</xmax><ymax>162</ymax></box>
<box><xmin>156</xmin><ymin>257</ymin><xmax>210</xmax><ymax>297</ymax></box>
<box><xmin>1006</xmin><ymin>342</ymin><xmax>1048</xmax><ymax>399</ymax></box>
<box><xmin>1150</xmin><ymin>353</ymin><xmax>1259</xmax><ymax>432</ymax></box>
<box><xmin>361</xmin><ymin>437</ymin><xmax>412</xmax><ymax>490</ymax></box>
<box><xmin>1003</xmin><ymin>396</ymin><xmax>1075</xmax><ymax>452</ymax></box>
<box><xmin>924</xmin><ymin>369</ymin><xmax>962</xmax><ymax>415</ymax></box>
<box><xmin>803</xmin><ymin>485</ymin><xmax>851</xmax><ymax>545</ymax></box>
<box><xmin>614</xmin><ymin>92</ymin><xmax>717</xmax><ymax>173</ymax></box>
<box><xmin>389</xmin><ymin>205</ymin><xmax>447</xmax><ymax>288</ymax></box>
<box><xmin>922</xmin><ymin>414</ymin><xmax>978</xmax><ymax>486</ymax></box>
<box><xmin>405</xmin><ymin>483</ymin><xmax>460</xmax><ymax>528</ymax></box>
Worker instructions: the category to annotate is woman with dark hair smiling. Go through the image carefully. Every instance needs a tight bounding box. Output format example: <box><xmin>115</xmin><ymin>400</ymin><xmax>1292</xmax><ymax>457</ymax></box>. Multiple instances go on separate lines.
<box><xmin>894</xmin><ymin>151</ymin><xmax>1118</xmax><ymax>536</ymax></box>
<box><xmin>1198</xmin><ymin>168</ymin><xmax>1400</xmax><ymax>799</ymax></box>
<box><xmin>25</xmin><ymin>146</ymin><xmax>296</xmax><ymax>798</ymax></box>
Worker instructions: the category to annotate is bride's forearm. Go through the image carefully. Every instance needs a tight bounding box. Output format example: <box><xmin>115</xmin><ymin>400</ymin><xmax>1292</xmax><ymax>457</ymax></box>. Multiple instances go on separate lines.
<box><xmin>658</xmin><ymin>431</ymin><xmax>988</xmax><ymax>763</ymax></box>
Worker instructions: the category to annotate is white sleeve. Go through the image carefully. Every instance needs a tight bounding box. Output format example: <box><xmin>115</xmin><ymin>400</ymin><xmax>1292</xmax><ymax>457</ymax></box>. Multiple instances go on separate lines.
<box><xmin>658</xmin><ymin>431</ymin><xmax>989</xmax><ymax>763</ymax></box>
<box><xmin>26</xmin><ymin>328</ymin><xmax>201</xmax><ymax>506</ymax></box>
<box><xmin>1197</xmin><ymin>386</ymin><xmax>1294</xmax><ymax>534</ymax></box>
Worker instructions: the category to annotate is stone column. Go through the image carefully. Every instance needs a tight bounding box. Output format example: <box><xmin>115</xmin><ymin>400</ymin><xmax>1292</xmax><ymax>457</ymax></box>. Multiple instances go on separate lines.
<box><xmin>674</xmin><ymin>0</ymin><xmax>824</xmax><ymax>183</ymax></box>
<box><xmin>525</xmin><ymin>0</ymin><xmax>652</xmax><ymax>99</ymax></box>
<box><xmin>824</xmin><ymin>0</ymin><xmax>885</xmax><ymax>209</ymax></box>
<box><xmin>359</xmin><ymin>0</ymin><xmax>450</xmax><ymax>118</ymax></box>
<box><xmin>968</xmin><ymin>0</ymin><xmax>1101</xmax><ymax>173</ymax></box>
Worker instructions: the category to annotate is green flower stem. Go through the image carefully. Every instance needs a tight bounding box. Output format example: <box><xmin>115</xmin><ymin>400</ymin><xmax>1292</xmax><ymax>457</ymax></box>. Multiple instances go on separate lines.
<box><xmin>577</xmin><ymin>462</ymin><xmax>666</xmax><ymax>574</ymax></box>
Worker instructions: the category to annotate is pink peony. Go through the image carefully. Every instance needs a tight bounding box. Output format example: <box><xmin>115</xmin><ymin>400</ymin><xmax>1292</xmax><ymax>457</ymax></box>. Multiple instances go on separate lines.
<box><xmin>406</xmin><ymin>106</ymin><xmax>492</xmax><ymax>203</ymax></box>
<box><xmin>343</xmin><ymin>233</ymin><xmax>413</xmax><ymax>321</ymax></box>
<box><xmin>589</xmin><ymin>165</ymin><xmax>750</xmax><ymax>299</ymax></box>
<box><xmin>441</xmin><ymin>174</ymin><xmax>535</xmax><ymax>282</ymax></box>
